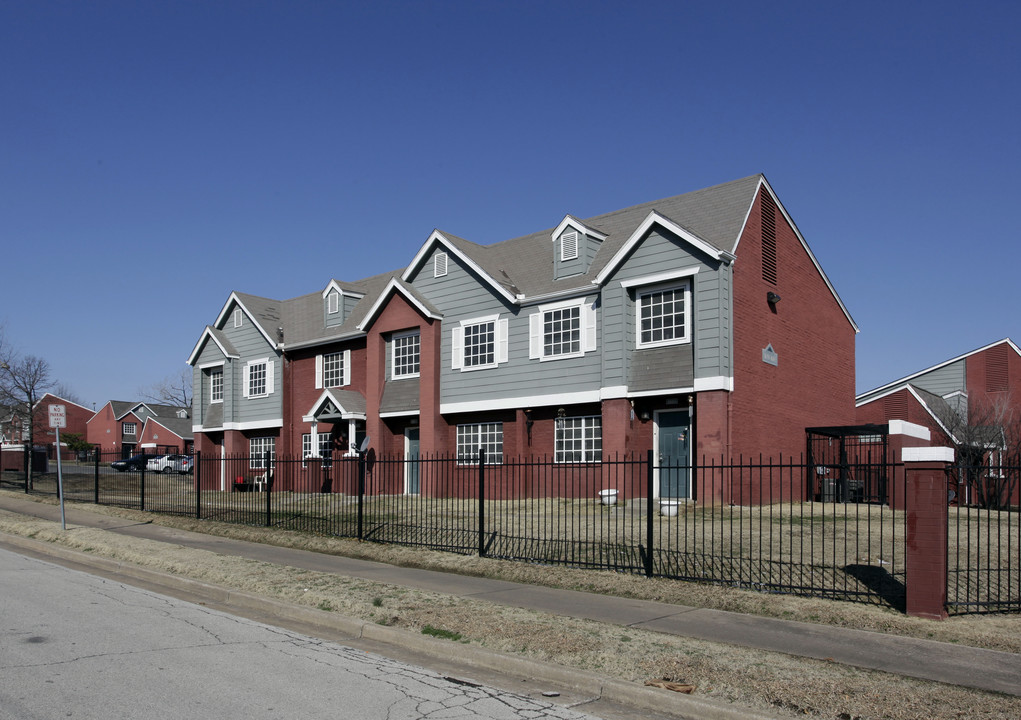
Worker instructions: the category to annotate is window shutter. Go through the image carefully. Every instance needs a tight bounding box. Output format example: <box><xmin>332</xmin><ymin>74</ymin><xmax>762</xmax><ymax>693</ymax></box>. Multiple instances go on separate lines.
<box><xmin>497</xmin><ymin>318</ymin><xmax>509</xmax><ymax>364</ymax></box>
<box><xmin>529</xmin><ymin>313</ymin><xmax>542</xmax><ymax>359</ymax></box>
<box><xmin>452</xmin><ymin>326</ymin><xmax>463</xmax><ymax>370</ymax></box>
<box><xmin>315</xmin><ymin>354</ymin><xmax>323</xmax><ymax>389</ymax></box>
<box><xmin>583</xmin><ymin>302</ymin><xmax>597</xmax><ymax>352</ymax></box>
<box><xmin>343</xmin><ymin>349</ymin><xmax>351</xmax><ymax>386</ymax></box>
<box><xmin>266</xmin><ymin>361</ymin><xmax>275</xmax><ymax>395</ymax></box>
<box><xmin>242</xmin><ymin>364</ymin><xmax>251</xmax><ymax>398</ymax></box>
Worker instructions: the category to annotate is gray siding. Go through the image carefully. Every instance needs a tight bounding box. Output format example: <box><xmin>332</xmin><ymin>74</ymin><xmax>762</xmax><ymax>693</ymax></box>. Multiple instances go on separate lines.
<box><xmin>193</xmin><ymin>342</ymin><xmax>233</xmax><ymax>428</ymax></box>
<box><xmin>603</xmin><ymin>227</ymin><xmax>730</xmax><ymax>390</ymax></box>
<box><xmin>410</xmin><ymin>248</ymin><xmax>601</xmax><ymax>406</ymax></box>
<box><xmin>911</xmin><ymin>359</ymin><xmax>967</xmax><ymax>397</ymax></box>
<box><xmin>217</xmin><ymin>302</ymin><xmax>282</xmax><ymax>425</ymax></box>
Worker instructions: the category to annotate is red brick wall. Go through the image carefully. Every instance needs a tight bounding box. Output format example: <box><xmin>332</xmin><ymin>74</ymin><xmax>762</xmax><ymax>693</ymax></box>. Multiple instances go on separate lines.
<box><xmin>86</xmin><ymin>404</ymin><xmax>142</xmax><ymax>454</ymax></box>
<box><xmin>728</xmin><ymin>188</ymin><xmax>857</xmax><ymax>463</ymax></box>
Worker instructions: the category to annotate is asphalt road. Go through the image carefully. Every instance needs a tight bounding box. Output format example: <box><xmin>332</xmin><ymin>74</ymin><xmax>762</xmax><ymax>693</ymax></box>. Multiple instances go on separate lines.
<box><xmin>0</xmin><ymin>547</ymin><xmax>598</xmax><ymax>720</ymax></box>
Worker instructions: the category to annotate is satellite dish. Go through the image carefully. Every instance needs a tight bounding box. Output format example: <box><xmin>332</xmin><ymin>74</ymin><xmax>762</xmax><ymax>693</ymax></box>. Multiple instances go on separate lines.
<box><xmin>359</xmin><ymin>436</ymin><xmax>370</xmax><ymax>453</ymax></box>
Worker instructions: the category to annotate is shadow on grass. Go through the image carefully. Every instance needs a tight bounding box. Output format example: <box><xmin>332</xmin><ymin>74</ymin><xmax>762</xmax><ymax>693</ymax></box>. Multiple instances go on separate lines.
<box><xmin>844</xmin><ymin>564</ymin><xmax>906</xmax><ymax>612</ymax></box>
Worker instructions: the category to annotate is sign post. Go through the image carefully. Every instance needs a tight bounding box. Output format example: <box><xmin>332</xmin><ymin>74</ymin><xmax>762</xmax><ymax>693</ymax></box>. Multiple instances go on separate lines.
<box><xmin>48</xmin><ymin>404</ymin><xmax>67</xmax><ymax>530</ymax></box>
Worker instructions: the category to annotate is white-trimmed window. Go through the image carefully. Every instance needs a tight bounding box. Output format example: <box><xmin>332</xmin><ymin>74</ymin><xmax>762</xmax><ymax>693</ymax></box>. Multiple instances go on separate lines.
<box><xmin>452</xmin><ymin>316</ymin><xmax>509</xmax><ymax>371</ymax></box>
<box><xmin>233</xmin><ymin>308</ymin><xmax>243</xmax><ymax>328</ymax></box>
<box><xmin>392</xmin><ymin>331</ymin><xmax>420</xmax><ymax>379</ymax></box>
<box><xmin>327</xmin><ymin>290</ymin><xmax>339</xmax><ymax>314</ymax></box>
<box><xmin>316</xmin><ymin>350</ymin><xmax>350</xmax><ymax>388</ymax></box>
<box><xmin>302</xmin><ymin>432</ymin><xmax>333</xmax><ymax>467</ymax></box>
<box><xmin>210</xmin><ymin>369</ymin><xmax>223</xmax><ymax>402</ymax></box>
<box><xmin>243</xmin><ymin>359</ymin><xmax>274</xmax><ymax>398</ymax></box>
<box><xmin>457</xmin><ymin>423</ymin><xmax>503</xmax><ymax>464</ymax></box>
<box><xmin>561</xmin><ymin>231</ymin><xmax>579</xmax><ymax>261</ymax></box>
<box><xmin>529</xmin><ymin>299</ymin><xmax>597</xmax><ymax>361</ymax></box>
<box><xmin>250</xmin><ymin>437</ymin><xmax>276</xmax><ymax>469</ymax></box>
<box><xmin>123</xmin><ymin>422</ymin><xmax>136</xmax><ymax>436</ymax></box>
<box><xmin>637</xmin><ymin>281</ymin><xmax>690</xmax><ymax>347</ymax></box>
<box><xmin>555</xmin><ymin>416</ymin><xmax>601</xmax><ymax>463</ymax></box>
<box><xmin>434</xmin><ymin>252</ymin><xmax>448</xmax><ymax>278</ymax></box>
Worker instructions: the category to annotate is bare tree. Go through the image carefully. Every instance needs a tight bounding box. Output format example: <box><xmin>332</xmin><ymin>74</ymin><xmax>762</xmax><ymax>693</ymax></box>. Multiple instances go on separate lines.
<box><xmin>139</xmin><ymin>367</ymin><xmax>192</xmax><ymax>411</ymax></box>
<box><xmin>933</xmin><ymin>393</ymin><xmax>1019</xmax><ymax>510</ymax></box>
<box><xmin>0</xmin><ymin>351</ymin><xmax>54</xmax><ymax>490</ymax></box>
<box><xmin>51</xmin><ymin>381</ymin><xmax>86</xmax><ymax>407</ymax></box>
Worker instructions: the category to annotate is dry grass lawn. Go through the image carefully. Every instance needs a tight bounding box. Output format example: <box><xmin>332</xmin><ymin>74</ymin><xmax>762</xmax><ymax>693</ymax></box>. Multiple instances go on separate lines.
<box><xmin>1</xmin><ymin>491</ymin><xmax>1019</xmax><ymax>720</ymax></box>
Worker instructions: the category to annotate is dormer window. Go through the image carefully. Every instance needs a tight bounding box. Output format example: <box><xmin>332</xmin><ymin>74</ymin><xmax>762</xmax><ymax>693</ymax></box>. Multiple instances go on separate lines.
<box><xmin>561</xmin><ymin>232</ymin><xmax>579</xmax><ymax>261</ymax></box>
<box><xmin>434</xmin><ymin>252</ymin><xmax>448</xmax><ymax>278</ymax></box>
<box><xmin>327</xmin><ymin>290</ymin><xmax>339</xmax><ymax>314</ymax></box>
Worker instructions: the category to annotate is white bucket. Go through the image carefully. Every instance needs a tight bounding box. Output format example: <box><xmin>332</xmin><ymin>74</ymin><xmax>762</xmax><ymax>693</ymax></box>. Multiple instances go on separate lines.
<box><xmin>598</xmin><ymin>489</ymin><xmax>619</xmax><ymax>505</ymax></box>
<box><xmin>660</xmin><ymin>500</ymin><xmax>680</xmax><ymax>517</ymax></box>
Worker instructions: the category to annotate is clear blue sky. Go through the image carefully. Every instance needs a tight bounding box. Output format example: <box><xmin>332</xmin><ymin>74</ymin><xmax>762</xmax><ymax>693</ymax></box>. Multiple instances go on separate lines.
<box><xmin>2</xmin><ymin>1</ymin><xmax>1018</xmax><ymax>410</ymax></box>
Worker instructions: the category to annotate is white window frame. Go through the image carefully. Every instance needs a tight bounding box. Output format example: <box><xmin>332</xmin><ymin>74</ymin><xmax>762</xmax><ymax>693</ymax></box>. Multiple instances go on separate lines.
<box><xmin>434</xmin><ymin>252</ymin><xmax>448</xmax><ymax>278</ymax></box>
<box><xmin>302</xmin><ymin>432</ymin><xmax>333</xmax><ymax>468</ymax></box>
<box><xmin>391</xmin><ymin>331</ymin><xmax>421</xmax><ymax>379</ymax></box>
<box><xmin>210</xmin><ymin>369</ymin><xmax>224</xmax><ymax>403</ymax></box>
<box><xmin>636</xmin><ymin>280</ymin><xmax>691</xmax><ymax>349</ymax></box>
<box><xmin>233</xmin><ymin>308</ymin><xmax>243</xmax><ymax>328</ymax></box>
<box><xmin>242</xmin><ymin>358</ymin><xmax>274</xmax><ymax>399</ymax></box>
<box><xmin>560</xmin><ymin>231</ymin><xmax>579</xmax><ymax>261</ymax></box>
<box><xmin>327</xmin><ymin>290</ymin><xmax>339</xmax><ymax>314</ymax></box>
<box><xmin>529</xmin><ymin>298</ymin><xmax>597</xmax><ymax>361</ymax></box>
<box><xmin>452</xmin><ymin>315</ymin><xmax>509</xmax><ymax>371</ymax></box>
<box><xmin>456</xmin><ymin>423</ymin><xmax>503</xmax><ymax>465</ymax></box>
<box><xmin>315</xmin><ymin>350</ymin><xmax>351</xmax><ymax>389</ymax></box>
<box><xmin>122</xmin><ymin>422</ymin><xmax>136</xmax><ymax>436</ymax></box>
<box><xmin>250</xmin><ymin>437</ymin><xmax>276</xmax><ymax>470</ymax></box>
<box><xmin>555</xmin><ymin>415</ymin><xmax>602</xmax><ymax>464</ymax></box>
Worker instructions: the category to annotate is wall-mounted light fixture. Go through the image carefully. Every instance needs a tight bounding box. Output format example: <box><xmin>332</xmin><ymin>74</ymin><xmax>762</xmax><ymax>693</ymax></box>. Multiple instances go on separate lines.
<box><xmin>767</xmin><ymin>291</ymin><xmax>781</xmax><ymax>305</ymax></box>
<box><xmin>639</xmin><ymin>409</ymin><xmax>651</xmax><ymax>422</ymax></box>
<box><xmin>556</xmin><ymin>407</ymin><xmax>566</xmax><ymax>429</ymax></box>
<box><xmin>523</xmin><ymin>408</ymin><xmax>534</xmax><ymax>445</ymax></box>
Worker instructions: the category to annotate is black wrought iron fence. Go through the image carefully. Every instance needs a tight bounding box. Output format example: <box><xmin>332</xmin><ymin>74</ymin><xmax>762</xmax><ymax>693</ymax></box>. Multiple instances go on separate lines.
<box><xmin>5</xmin><ymin>448</ymin><xmax>1018</xmax><ymax>614</ymax></box>
<box><xmin>946</xmin><ymin>460</ymin><xmax>1021</xmax><ymax>613</ymax></box>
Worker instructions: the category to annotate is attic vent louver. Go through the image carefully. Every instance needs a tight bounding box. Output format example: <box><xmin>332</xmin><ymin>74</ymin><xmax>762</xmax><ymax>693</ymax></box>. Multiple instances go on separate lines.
<box><xmin>561</xmin><ymin>231</ymin><xmax>579</xmax><ymax>261</ymax></box>
<box><xmin>986</xmin><ymin>345</ymin><xmax>1009</xmax><ymax>392</ymax></box>
<box><xmin>434</xmin><ymin>252</ymin><xmax>448</xmax><ymax>278</ymax></box>
<box><xmin>761</xmin><ymin>192</ymin><xmax>777</xmax><ymax>285</ymax></box>
<box><xmin>884</xmin><ymin>392</ymin><xmax>908</xmax><ymax>420</ymax></box>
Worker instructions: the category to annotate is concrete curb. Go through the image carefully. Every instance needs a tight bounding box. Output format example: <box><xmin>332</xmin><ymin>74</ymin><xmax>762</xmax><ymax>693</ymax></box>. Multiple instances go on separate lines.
<box><xmin>2</xmin><ymin>531</ymin><xmax>781</xmax><ymax>720</ymax></box>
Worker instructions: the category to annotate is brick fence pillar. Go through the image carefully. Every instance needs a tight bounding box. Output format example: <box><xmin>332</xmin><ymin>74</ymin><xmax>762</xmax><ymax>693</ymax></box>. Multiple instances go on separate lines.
<box><xmin>903</xmin><ymin>446</ymin><xmax>954</xmax><ymax>620</ymax></box>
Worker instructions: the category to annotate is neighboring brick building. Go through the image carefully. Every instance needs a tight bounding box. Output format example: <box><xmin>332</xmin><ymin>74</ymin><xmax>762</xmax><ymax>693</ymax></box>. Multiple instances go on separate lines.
<box><xmin>88</xmin><ymin>401</ymin><xmax>190</xmax><ymax>457</ymax></box>
<box><xmin>189</xmin><ymin>175</ymin><xmax>858</xmax><ymax>499</ymax></box>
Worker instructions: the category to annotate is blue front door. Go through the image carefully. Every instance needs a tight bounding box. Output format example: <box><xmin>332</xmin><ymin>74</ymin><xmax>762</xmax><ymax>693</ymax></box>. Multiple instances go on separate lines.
<box><xmin>405</xmin><ymin>428</ymin><xmax>420</xmax><ymax>494</ymax></box>
<box><xmin>657</xmin><ymin>410</ymin><xmax>691</xmax><ymax>498</ymax></box>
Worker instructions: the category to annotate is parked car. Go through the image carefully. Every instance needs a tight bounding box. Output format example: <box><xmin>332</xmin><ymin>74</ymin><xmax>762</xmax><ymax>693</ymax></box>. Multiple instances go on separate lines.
<box><xmin>175</xmin><ymin>456</ymin><xmax>194</xmax><ymax>474</ymax></box>
<box><xmin>111</xmin><ymin>454</ymin><xmax>147</xmax><ymax>472</ymax></box>
<box><xmin>146</xmin><ymin>454</ymin><xmax>190</xmax><ymax>473</ymax></box>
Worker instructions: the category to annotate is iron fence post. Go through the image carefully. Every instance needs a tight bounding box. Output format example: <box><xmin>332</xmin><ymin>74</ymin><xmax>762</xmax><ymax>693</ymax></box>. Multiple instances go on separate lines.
<box><xmin>645</xmin><ymin>448</ymin><xmax>654</xmax><ymax>577</ymax></box>
<box><xmin>265</xmin><ymin>451</ymin><xmax>272</xmax><ymax>527</ymax></box>
<box><xmin>195</xmin><ymin>451</ymin><xmax>202</xmax><ymax>520</ymax></box>
<box><xmin>23</xmin><ymin>444</ymin><xmax>29</xmax><ymax>493</ymax></box>
<box><xmin>357</xmin><ymin>450</ymin><xmax>365</xmax><ymax>540</ymax></box>
<box><xmin>478</xmin><ymin>448</ymin><xmax>486</xmax><ymax>557</ymax></box>
<box><xmin>93</xmin><ymin>448</ymin><xmax>100</xmax><ymax>504</ymax></box>
<box><xmin>139</xmin><ymin>462</ymin><xmax>145</xmax><ymax>512</ymax></box>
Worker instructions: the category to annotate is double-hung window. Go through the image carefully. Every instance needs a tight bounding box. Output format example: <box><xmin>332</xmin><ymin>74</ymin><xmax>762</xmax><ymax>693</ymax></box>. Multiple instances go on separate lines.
<box><xmin>250</xmin><ymin>437</ymin><xmax>276</xmax><ymax>469</ymax></box>
<box><xmin>315</xmin><ymin>350</ymin><xmax>349</xmax><ymax>389</ymax></box>
<box><xmin>392</xmin><ymin>331</ymin><xmax>420</xmax><ymax>379</ymax></box>
<box><xmin>243</xmin><ymin>359</ymin><xmax>274</xmax><ymax>399</ymax></box>
<box><xmin>210</xmin><ymin>369</ymin><xmax>223</xmax><ymax>402</ymax></box>
<box><xmin>529</xmin><ymin>298</ymin><xmax>597</xmax><ymax>361</ymax></box>
<box><xmin>452</xmin><ymin>316</ymin><xmax>509</xmax><ymax>371</ymax></box>
<box><xmin>555</xmin><ymin>416</ymin><xmax>601</xmax><ymax>463</ymax></box>
<box><xmin>637</xmin><ymin>281</ymin><xmax>690</xmax><ymax>347</ymax></box>
<box><xmin>302</xmin><ymin>432</ymin><xmax>333</xmax><ymax>467</ymax></box>
<box><xmin>456</xmin><ymin>423</ymin><xmax>503</xmax><ymax>464</ymax></box>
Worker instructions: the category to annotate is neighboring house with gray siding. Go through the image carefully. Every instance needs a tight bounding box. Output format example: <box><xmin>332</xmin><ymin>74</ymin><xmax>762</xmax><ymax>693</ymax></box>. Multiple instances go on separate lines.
<box><xmin>188</xmin><ymin>175</ymin><xmax>858</xmax><ymax>500</ymax></box>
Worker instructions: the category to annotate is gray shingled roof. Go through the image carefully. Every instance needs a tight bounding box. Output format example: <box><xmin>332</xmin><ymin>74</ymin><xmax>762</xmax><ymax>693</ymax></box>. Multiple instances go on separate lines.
<box><xmin>146</xmin><ymin>415</ymin><xmax>194</xmax><ymax>441</ymax></box>
<box><xmin>208</xmin><ymin>175</ymin><xmax>770</xmax><ymax>352</ymax></box>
